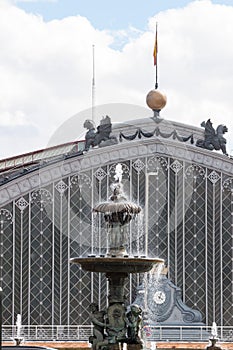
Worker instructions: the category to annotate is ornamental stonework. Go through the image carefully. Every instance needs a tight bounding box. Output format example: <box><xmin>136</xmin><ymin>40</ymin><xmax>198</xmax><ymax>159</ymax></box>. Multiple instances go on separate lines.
<box><xmin>0</xmin><ymin>138</ymin><xmax>233</xmax><ymax>206</ymax></box>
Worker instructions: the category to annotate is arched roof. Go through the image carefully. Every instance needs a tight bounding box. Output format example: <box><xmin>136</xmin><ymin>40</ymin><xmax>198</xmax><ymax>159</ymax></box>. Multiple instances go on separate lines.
<box><xmin>0</xmin><ymin>121</ymin><xmax>232</xmax><ymax>206</ymax></box>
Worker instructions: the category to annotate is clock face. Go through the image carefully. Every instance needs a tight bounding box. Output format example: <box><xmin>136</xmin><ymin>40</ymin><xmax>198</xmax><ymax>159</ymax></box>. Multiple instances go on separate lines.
<box><xmin>153</xmin><ymin>290</ymin><xmax>166</xmax><ymax>304</ymax></box>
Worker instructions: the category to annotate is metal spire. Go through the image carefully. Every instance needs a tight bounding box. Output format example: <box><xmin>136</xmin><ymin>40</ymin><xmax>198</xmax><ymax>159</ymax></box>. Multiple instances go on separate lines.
<box><xmin>153</xmin><ymin>22</ymin><xmax>158</xmax><ymax>89</ymax></box>
<box><xmin>91</xmin><ymin>44</ymin><xmax>96</xmax><ymax>122</ymax></box>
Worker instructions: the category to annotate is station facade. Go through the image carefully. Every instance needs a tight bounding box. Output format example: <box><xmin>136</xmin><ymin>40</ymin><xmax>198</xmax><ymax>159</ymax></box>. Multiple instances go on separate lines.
<box><xmin>0</xmin><ymin>115</ymin><xmax>232</xmax><ymax>332</ymax></box>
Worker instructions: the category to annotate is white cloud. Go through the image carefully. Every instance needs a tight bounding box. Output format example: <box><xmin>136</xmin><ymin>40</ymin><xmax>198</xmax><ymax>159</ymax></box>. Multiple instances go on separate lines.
<box><xmin>1</xmin><ymin>0</ymin><xmax>233</xmax><ymax>158</ymax></box>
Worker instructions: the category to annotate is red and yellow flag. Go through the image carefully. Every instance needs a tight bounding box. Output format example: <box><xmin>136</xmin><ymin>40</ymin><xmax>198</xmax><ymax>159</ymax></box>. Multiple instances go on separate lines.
<box><xmin>153</xmin><ymin>26</ymin><xmax>158</xmax><ymax>66</ymax></box>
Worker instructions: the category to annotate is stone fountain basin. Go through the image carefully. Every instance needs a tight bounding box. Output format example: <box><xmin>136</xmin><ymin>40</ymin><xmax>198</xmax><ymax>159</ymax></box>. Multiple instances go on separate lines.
<box><xmin>70</xmin><ymin>256</ymin><xmax>164</xmax><ymax>274</ymax></box>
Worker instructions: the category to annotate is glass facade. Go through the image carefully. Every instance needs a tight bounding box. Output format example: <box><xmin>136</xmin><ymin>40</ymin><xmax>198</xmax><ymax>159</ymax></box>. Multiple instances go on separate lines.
<box><xmin>0</xmin><ymin>152</ymin><xmax>233</xmax><ymax>327</ymax></box>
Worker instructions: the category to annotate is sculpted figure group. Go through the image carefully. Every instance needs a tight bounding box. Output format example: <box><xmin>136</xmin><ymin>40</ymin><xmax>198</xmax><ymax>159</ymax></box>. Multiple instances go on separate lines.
<box><xmin>83</xmin><ymin>116</ymin><xmax>118</xmax><ymax>151</ymax></box>
<box><xmin>196</xmin><ymin>119</ymin><xmax>228</xmax><ymax>155</ymax></box>
<box><xmin>89</xmin><ymin>303</ymin><xmax>143</xmax><ymax>350</ymax></box>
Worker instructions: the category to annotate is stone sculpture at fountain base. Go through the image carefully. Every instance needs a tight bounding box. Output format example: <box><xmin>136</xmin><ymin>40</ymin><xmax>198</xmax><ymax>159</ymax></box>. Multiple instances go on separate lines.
<box><xmin>87</xmin><ymin>282</ymin><xmax>144</xmax><ymax>350</ymax></box>
<box><xmin>70</xmin><ymin>256</ymin><xmax>163</xmax><ymax>350</ymax></box>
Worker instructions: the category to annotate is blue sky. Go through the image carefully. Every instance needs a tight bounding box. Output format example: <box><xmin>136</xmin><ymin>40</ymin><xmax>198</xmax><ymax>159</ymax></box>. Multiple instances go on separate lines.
<box><xmin>15</xmin><ymin>0</ymin><xmax>233</xmax><ymax>30</ymax></box>
<box><xmin>15</xmin><ymin>0</ymin><xmax>193</xmax><ymax>30</ymax></box>
<box><xmin>1</xmin><ymin>0</ymin><xmax>233</xmax><ymax>158</ymax></box>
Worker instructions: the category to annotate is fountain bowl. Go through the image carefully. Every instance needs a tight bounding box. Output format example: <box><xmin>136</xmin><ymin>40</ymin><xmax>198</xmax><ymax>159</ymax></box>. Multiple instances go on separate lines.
<box><xmin>70</xmin><ymin>256</ymin><xmax>164</xmax><ymax>274</ymax></box>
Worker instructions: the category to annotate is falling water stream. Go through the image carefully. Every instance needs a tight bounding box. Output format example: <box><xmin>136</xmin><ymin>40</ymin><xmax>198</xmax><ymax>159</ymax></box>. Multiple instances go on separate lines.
<box><xmin>14</xmin><ymin>313</ymin><xmax>24</xmax><ymax>345</ymax></box>
<box><xmin>143</xmin><ymin>263</ymin><xmax>165</xmax><ymax>350</ymax></box>
<box><xmin>16</xmin><ymin>314</ymin><xmax>22</xmax><ymax>339</ymax></box>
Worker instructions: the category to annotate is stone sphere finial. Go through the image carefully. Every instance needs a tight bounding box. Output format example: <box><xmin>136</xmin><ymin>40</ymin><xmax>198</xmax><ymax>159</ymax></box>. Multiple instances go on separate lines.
<box><xmin>146</xmin><ymin>89</ymin><xmax>167</xmax><ymax>111</ymax></box>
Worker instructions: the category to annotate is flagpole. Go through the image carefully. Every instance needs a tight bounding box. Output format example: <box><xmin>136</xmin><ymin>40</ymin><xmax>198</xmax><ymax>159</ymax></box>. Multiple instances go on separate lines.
<box><xmin>155</xmin><ymin>22</ymin><xmax>158</xmax><ymax>89</ymax></box>
<box><xmin>91</xmin><ymin>44</ymin><xmax>96</xmax><ymax>122</ymax></box>
<box><xmin>155</xmin><ymin>62</ymin><xmax>158</xmax><ymax>89</ymax></box>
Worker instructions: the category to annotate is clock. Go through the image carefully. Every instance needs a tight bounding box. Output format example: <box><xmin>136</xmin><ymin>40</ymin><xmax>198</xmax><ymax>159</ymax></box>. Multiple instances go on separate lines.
<box><xmin>153</xmin><ymin>290</ymin><xmax>166</xmax><ymax>304</ymax></box>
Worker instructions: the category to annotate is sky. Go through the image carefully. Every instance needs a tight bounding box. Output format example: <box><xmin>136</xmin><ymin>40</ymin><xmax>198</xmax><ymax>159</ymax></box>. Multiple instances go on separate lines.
<box><xmin>1</xmin><ymin>0</ymin><xmax>233</xmax><ymax>159</ymax></box>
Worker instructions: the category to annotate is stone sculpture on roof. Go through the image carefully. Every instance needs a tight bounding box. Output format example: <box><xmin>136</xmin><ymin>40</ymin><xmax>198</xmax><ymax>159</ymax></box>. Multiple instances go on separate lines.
<box><xmin>83</xmin><ymin>115</ymin><xmax>118</xmax><ymax>151</ymax></box>
<box><xmin>196</xmin><ymin>119</ymin><xmax>228</xmax><ymax>155</ymax></box>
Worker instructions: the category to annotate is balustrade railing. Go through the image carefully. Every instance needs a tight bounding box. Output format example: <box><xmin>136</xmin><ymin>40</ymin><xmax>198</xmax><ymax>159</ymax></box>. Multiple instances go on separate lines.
<box><xmin>2</xmin><ymin>325</ymin><xmax>233</xmax><ymax>342</ymax></box>
<box><xmin>2</xmin><ymin>325</ymin><xmax>93</xmax><ymax>341</ymax></box>
<box><xmin>0</xmin><ymin>140</ymin><xmax>85</xmax><ymax>172</ymax></box>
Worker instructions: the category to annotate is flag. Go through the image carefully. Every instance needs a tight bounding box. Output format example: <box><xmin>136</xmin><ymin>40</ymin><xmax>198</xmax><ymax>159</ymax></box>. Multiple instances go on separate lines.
<box><xmin>153</xmin><ymin>25</ymin><xmax>158</xmax><ymax>66</ymax></box>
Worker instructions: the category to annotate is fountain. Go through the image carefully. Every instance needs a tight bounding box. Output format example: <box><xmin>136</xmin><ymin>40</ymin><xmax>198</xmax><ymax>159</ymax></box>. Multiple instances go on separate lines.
<box><xmin>14</xmin><ymin>314</ymin><xmax>24</xmax><ymax>346</ymax></box>
<box><xmin>206</xmin><ymin>322</ymin><xmax>222</xmax><ymax>350</ymax></box>
<box><xmin>70</xmin><ymin>164</ymin><xmax>164</xmax><ymax>350</ymax></box>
